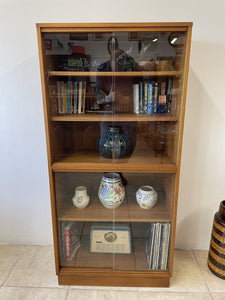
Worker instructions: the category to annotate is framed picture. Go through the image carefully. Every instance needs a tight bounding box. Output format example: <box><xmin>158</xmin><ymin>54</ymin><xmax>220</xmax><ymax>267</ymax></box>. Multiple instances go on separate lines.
<box><xmin>44</xmin><ymin>39</ymin><xmax>52</xmax><ymax>50</ymax></box>
<box><xmin>93</xmin><ymin>33</ymin><xmax>105</xmax><ymax>41</ymax></box>
<box><xmin>128</xmin><ymin>32</ymin><xmax>138</xmax><ymax>40</ymax></box>
<box><xmin>70</xmin><ymin>33</ymin><xmax>88</xmax><ymax>40</ymax></box>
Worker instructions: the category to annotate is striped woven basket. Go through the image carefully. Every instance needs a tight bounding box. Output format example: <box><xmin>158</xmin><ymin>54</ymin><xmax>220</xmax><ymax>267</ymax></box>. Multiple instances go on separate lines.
<box><xmin>208</xmin><ymin>200</ymin><xmax>225</xmax><ymax>279</ymax></box>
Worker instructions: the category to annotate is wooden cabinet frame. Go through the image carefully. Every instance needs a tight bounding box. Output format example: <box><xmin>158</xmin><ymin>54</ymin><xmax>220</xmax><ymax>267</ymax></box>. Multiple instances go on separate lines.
<box><xmin>37</xmin><ymin>22</ymin><xmax>192</xmax><ymax>287</ymax></box>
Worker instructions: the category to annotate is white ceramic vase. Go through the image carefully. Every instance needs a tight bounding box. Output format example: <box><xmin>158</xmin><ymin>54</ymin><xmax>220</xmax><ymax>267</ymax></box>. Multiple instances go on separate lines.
<box><xmin>136</xmin><ymin>185</ymin><xmax>157</xmax><ymax>209</ymax></box>
<box><xmin>72</xmin><ymin>186</ymin><xmax>89</xmax><ymax>209</ymax></box>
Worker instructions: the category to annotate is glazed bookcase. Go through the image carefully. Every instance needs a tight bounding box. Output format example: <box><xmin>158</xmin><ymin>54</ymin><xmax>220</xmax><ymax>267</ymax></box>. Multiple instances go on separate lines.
<box><xmin>36</xmin><ymin>22</ymin><xmax>192</xmax><ymax>287</ymax></box>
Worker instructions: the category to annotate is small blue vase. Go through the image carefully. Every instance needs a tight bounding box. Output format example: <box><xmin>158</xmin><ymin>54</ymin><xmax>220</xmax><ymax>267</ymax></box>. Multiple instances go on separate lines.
<box><xmin>98</xmin><ymin>126</ymin><xmax>132</xmax><ymax>159</ymax></box>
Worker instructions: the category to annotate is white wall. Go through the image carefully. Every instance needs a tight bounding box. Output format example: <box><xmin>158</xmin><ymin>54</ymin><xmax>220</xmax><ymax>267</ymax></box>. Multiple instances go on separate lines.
<box><xmin>0</xmin><ymin>0</ymin><xmax>225</xmax><ymax>249</ymax></box>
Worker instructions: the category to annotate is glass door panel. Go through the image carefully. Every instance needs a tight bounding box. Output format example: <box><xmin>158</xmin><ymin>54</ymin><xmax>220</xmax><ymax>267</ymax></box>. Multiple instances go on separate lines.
<box><xmin>42</xmin><ymin>27</ymin><xmax>187</xmax><ymax>273</ymax></box>
<box><xmin>55</xmin><ymin>172</ymin><xmax>174</xmax><ymax>271</ymax></box>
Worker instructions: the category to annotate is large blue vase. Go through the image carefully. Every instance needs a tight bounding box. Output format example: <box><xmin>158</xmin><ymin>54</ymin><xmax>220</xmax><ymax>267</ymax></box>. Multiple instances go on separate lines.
<box><xmin>98</xmin><ymin>126</ymin><xmax>132</xmax><ymax>159</ymax></box>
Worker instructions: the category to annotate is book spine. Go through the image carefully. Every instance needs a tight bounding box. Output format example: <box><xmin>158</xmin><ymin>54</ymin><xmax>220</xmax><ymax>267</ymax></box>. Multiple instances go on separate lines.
<box><xmin>67</xmin><ymin>81</ymin><xmax>71</xmax><ymax>114</ymax></box>
<box><xmin>146</xmin><ymin>222</ymin><xmax>171</xmax><ymax>270</ymax></box>
<box><xmin>65</xmin><ymin>227</ymin><xmax>71</xmax><ymax>261</ymax></box>
<box><xmin>78</xmin><ymin>81</ymin><xmax>83</xmax><ymax>114</ymax></box>
<box><xmin>147</xmin><ymin>83</ymin><xmax>153</xmax><ymax>115</ymax></box>
<box><xmin>82</xmin><ymin>81</ymin><xmax>86</xmax><ymax>114</ymax></box>
<box><xmin>166</xmin><ymin>77</ymin><xmax>173</xmax><ymax>114</ymax></box>
<box><xmin>144</xmin><ymin>83</ymin><xmax>148</xmax><ymax>114</ymax></box>
<box><xmin>73</xmin><ymin>81</ymin><xmax>78</xmax><ymax>114</ymax></box>
<box><xmin>61</xmin><ymin>221</ymin><xmax>67</xmax><ymax>262</ymax></box>
<box><xmin>153</xmin><ymin>82</ymin><xmax>158</xmax><ymax>114</ymax></box>
<box><xmin>133</xmin><ymin>84</ymin><xmax>139</xmax><ymax>114</ymax></box>
<box><xmin>70</xmin><ymin>81</ymin><xmax>73</xmax><ymax>114</ymax></box>
<box><xmin>164</xmin><ymin>223</ymin><xmax>171</xmax><ymax>270</ymax></box>
<box><xmin>63</xmin><ymin>221</ymin><xmax>83</xmax><ymax>262</ymax></box>
<box><xmin>158</xmin><ymin>81</ymin><xmax>167</xmax><ymax>114</ymax></box>
<box><xmin>138</xmin><ymin>82</ymin><xmax>144</xmax><ymax>114</ymax></box>
<box><xmin>64</xmin><ymin>83</ymin><xmax>67</xmax><ymax>114</ymax></box>
<box><xmin>57</xmin><ymin>81</ymin><xmax>62</xmax><ymax>114</ymax></box>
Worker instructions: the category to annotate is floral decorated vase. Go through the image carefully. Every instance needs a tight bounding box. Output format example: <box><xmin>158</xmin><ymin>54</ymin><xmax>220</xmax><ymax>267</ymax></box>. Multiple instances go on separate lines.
<box><xmin>98</xmin><ymin>173</ymin><xmax>125</xmax><ymax>209</ymax></box>
<box><xmin>72</xmin><ymin>186</ymin><xmax>90</xmax><ymax>209</ymax></box>
<box><xmin>136</xmin><ymin>185</ymin><xmax>157</xmax><ymax>209</ymax></box>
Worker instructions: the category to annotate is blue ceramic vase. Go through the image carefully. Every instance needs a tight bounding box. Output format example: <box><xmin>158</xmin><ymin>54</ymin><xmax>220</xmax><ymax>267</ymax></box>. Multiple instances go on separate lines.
<box><xmin>98</xmin><ymin>126</ymin><xmax>132</xmax><ymax>159</ymax></box>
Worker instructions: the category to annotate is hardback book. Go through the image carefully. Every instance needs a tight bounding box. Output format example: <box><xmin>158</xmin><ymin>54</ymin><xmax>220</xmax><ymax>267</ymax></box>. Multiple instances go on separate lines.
<box><xmin>57</xmin><ymin>81</ymin><xmax>65</xmax><ymax>114</ymax></box>
<box><xmin>147</xmin><ymin>82</ymin><xmax>153</xmax><ymax>115</ymax></box>
<box><xmin>78</xmin><ymin>81</ymin><xmax>86</xmax><ymax>114</ymax></box>
<box><xmin>144</xmin><ymin>82</ymin><xmax>148</xmax><ymax>114</ymax></box>
<box><xmin>61</xmin><ymin>221</ymin><xmax>82</xmax><ymax>262</ymax></box>
<box><xmin>158</xmin><ymin>81</ymin><xmax>167</xmax><ymax>114</ymax></box>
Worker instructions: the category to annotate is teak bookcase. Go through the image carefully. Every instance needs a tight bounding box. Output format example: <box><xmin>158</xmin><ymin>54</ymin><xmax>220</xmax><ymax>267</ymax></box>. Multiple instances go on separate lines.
<box><xmin>36</xmin><ymin>22</ymin><xmax>192</xmax><ymax>287</ymax></box>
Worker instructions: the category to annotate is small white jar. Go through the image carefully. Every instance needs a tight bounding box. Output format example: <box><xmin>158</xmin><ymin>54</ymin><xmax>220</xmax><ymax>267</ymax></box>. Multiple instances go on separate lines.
<box><xmin>136</xmin><ymin>185</ymin><xmax>157</xmax><ymax>209</ymax></box>
<box><xmin>72</xmin><ymin>186</ymin><xmax>89</xmax><ymax>209</ymax></box>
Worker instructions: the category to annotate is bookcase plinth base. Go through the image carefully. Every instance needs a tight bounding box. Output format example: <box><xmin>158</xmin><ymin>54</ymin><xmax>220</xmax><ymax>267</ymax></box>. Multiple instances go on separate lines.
<box><xmin>58</xmin><ymin>268</ymin><xmax>170</xmax><ymax>287</ymax></box>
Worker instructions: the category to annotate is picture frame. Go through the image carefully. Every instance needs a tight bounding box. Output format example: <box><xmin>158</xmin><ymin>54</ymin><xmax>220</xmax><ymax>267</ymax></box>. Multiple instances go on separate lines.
<box><xmin>93</xmin><ymin>33</ymin><xmax>105</xmax><ymax>41</ymax></box>
<box><xmin>128</xmin><ymin>32</ymin><xmax>138</xmax><ymax>40</ymax></box>
<box><xmin>70</xmin><ymin>33</ymin><xmax>88</xmax><ymax>40</ymax></box>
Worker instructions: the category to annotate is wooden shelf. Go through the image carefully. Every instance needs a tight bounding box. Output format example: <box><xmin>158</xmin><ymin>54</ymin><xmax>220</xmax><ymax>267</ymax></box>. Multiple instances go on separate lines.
<box><xmin>58</xmin><ymin>191</ymin><xmax>170</xmax><ymax>222</ymax></box>
<box><xmin>51</xmin><ymin>113</ymin><xmax>178</xmax><ymax>122</ymax></box>
<box><xmin>48</xmin><ymin>71</ymin><xmax>182</xmax><ymax>77</ymax></box>
<box><xmin>51</xmin><ymin>150</ymin><xmax>177</xmax><ymax>173</ymax></box>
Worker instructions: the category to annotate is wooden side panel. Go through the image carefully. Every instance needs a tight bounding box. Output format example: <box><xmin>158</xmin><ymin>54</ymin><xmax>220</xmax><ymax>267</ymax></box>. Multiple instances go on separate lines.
<box><xmin>36</xmin><ymin>26</ymin><xmax>60</xmax><ymax>274</ymax></box>
<box><xmin>169</xmin><ymin>25</ymin><xmax>192</xmax><ymax>275</ymax></box>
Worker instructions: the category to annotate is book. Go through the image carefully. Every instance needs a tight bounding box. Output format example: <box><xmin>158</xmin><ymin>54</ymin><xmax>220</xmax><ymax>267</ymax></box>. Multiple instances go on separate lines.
<box><xmin>166</xmin><ymin>77</ymin><xmax>173</xmax><ymax>114</ymax></box>
<box><xmin>64</xmin><ymin>82</ymin><xmax>67</xmax><ymax>114</ymax></box>
<box><xmin>67</xmin><ymin>81</ymin><xmax>71</xmax><ymax>114</ymax></box>
<box><xmin>78</xmin><ymin>81</ymin><xmax>83</xmax><ymax>114</ymax></box>
<box><xmin>82</xmin><ymin>81</ymin><xmax>86</xmax><ymax>113</ymax></box>
<box><xmin>73</xmin><ymin>81</ymin><xmax>78</xmax><ymax>114</ymax></box>
<box><xmin>160</xmin><ymin>223</ymin><xmax>171</xmax><ymax>270</ymax></box>
<box><xmin>61</xmin><ymin>221</ymin><xmax>82</xmax><ymax>262</ymax></box>
<box><xmin>57</xmin><ymin>81</ymin><xmax>65</xmax><ymax>114</ymax></box>
<box><xmin>144</xmin><ymin>82</ymin><xmax>148</xmax><ymax>114</ymax></box>
<box><xmin>146</xmin><ymin>222</ymin><xmax>156</xmax><ymax>269</ymax></box>
<box><xmin>133</xmin><ymin>84</ymin><xmax>139</xmax><ymax>114</ymax></box>
<box><xmin>147</xmin><ymin>82</ymin><xmax>153</xmax><ymax>115</ymax></box>
<box><xmin>146</xmin><ymin>222</ymin><xmax>171</xmax><ymax>270</ymax></box>
<box><xmin>138</xmin><ymin>82</ymin><xmax>144</xmax><ymax>114</ymax></box>
<box><xmin>153</xmin><ymin>82</ymin><xmax>158</xmax><ymax>114</ymax></box>
<box><xmin>157</xmin><ymin>81</ymin><xmax>166</xmax><ymax>114</ymax></box>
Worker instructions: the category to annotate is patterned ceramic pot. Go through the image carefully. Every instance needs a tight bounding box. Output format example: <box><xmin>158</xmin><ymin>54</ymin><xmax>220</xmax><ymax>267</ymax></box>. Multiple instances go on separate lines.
<box><xmin>208</xmin><ymin>200</ymin><xmax>225</xmax><ymax>279</ymax></box>
<box><xmin>98</xmin><ymin>173</ymin><xmax>125</xmax><ymax>209</ymax></box>
<box><xmin>136</xmin><ymin>186</ymin><xmax>157</xmax><ymax>209</ymax></box>
<box><xmin>72</xmin><ymin>186</ymin><xmax>89</xmax><ymax>209</ymax></box>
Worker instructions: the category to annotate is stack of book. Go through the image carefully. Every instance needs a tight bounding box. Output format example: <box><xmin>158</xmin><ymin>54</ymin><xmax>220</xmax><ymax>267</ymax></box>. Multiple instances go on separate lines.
<box><xmin>146</xmin><ymin>222</ymin><xmax>171</xmax><ymax>270</ymax></box>
<box><xmin>133</xmin><ymin>77</ymin><xmax>173</xmax><ymax>115</ymax></box>
<box><xmin>56</xmin><ymin>80</ymin><xmax>86</xmax><ymax>114</ymax></box>
<box><xmin>61</xmin><ymin>221</ymin><xmax>82</xmax><ymax>263</ymax></box>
